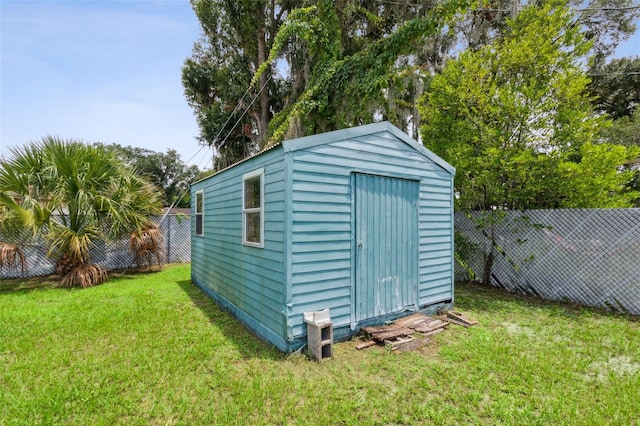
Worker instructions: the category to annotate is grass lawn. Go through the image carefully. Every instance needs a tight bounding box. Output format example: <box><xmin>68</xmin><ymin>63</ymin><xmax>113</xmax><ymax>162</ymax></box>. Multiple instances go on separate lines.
<box><xmin>1</xmin><ymin>264</ymin><xmax>639</xmax><ymax>425</ymax></box>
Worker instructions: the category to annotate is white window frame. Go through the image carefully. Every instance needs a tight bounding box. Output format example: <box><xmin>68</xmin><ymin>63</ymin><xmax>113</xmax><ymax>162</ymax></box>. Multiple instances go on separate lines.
<box><xmin>195</xmin><ymin>190</ymin><xmax>204</xmax><ymax>237</ymax></box>
<box><xmin>242</xmin><ymin>168</ymin><xmax>265</xmax><ymax>248</ymax></box>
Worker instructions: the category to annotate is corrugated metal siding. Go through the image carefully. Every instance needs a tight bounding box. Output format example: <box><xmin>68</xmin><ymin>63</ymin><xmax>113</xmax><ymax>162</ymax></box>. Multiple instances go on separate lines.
<box><xmin>288</xmin><ymin>131</ymin><xmax>454</xmax><ymax>337</ymax></box>
<box><xmin>191</xmin><ymin>147</ymin><xmax>287</xmax><ymax>338</ymax></box>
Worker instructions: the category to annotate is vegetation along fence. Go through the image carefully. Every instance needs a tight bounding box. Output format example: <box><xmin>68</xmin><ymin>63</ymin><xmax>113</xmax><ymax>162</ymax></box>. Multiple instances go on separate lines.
<box><xmin>1</xmin><ymin>215</ymin><xmax>190</xmax><ymax>280</ymax></box>
<box><xmin>455</xmin><ymin>209</ymin><xmax>640</xmax><ymax>315</ymax></box>
<box><xmin>5</xmin><ymin>209</ymin><xmax>638</xmax><ymax>316</ymax></box>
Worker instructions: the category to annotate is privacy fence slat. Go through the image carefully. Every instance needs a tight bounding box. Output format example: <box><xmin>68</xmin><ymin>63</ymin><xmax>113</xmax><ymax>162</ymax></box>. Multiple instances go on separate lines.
<box><xmin>455</xmin><ymin>209</ymin><xmax>640</xmax><ymax>315</ymax></box>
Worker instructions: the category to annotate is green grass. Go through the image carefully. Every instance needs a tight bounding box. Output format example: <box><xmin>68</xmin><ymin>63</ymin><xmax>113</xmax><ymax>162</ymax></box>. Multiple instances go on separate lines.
<box><xmin>1</xmin><ymin>264</ymin><xmax>639</xmax><ymax>425</ymax></box>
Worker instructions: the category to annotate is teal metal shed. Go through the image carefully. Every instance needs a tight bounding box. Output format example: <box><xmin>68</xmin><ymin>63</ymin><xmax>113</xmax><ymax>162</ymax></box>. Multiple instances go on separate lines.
<box><xmin>190</xmin><ymin>122</ymin><xmax>455</xmax><ymax>352</ymax></box>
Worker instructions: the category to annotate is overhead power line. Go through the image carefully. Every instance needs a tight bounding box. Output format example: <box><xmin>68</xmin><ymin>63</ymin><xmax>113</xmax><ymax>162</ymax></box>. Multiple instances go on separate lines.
<box><xmin>578</xmin><ymin>5</ymin><xmax>640</xmax><ymax>11</ymax></box>
<box><xmin>216</xmin><ymin>74</ymin><xmax>273</xmax><ymax>152</ymax></box>
<box><xmin>588</xmin><ymin>72</ymin><xmax>640</xmax><ymax>76</ymax></box>
<box><xmin>158</xmin><ymin>74</ymin><xmax>274</xmax><ymax>225</ymax></box>
<box><xmin>373</xmin><ymin>0</ymin><xmax>640</xmax><ymax>12</ymax></box>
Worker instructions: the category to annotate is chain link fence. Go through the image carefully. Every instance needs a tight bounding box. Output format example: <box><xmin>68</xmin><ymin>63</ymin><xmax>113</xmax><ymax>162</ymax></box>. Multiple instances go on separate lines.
<box><xmin>0</xmin><ymin>215</ymin><xmax>191</xmax><ymax>280</ymax></box>
<box><xmin>5</xmin><ymin>209</ymin><xmax>639</xmax><ymax>316</ymax></box>
<box><xmin>455</xmin><ymin>209</ymin><xmax>640</xmax><ymax>315</ymax></box>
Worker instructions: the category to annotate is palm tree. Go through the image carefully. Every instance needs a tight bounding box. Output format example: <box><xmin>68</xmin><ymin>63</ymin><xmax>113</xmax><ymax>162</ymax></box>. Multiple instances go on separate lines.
<box><xmin>0</xmin><ymin>136</ymin><xmax>162</xmax><ymax>287</ymax></box>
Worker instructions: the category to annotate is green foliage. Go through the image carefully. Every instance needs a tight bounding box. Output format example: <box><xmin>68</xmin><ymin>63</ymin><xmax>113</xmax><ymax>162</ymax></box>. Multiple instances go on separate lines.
<box><xmin>454</xmin><ymin>231</ymin><xmax>478</xmax><ymax>280</ymax></box>
<box><xmin>419</xmin><ymin>0</ymin><xmax>640</xmax><ymax>283</ymax></box>
<box><xmin>561</xmin><ymin>142</ymin><xmax>640</xmax><ymax>207</ymax></box>
<box><xmin>581</xmin><ymin>1</ymin><xmax>640</xmax><ymax>65</ymax></box>
<box><xmin>256</xmin><ymin>0</ymin><xmax>469</xmax><ymax>144</ymax></box>
<box><xmin>419</xmin><ymin>0</ymin><xmax>637</xmax><ymax>211</ymax></box>
<box><xmin>589</xmin><ymin>56</ymin><xmax>640</xmax><ymax>120</ymax></box>
<box><xmin>458</xmin><ymin>0</ymin><xmax>639</xmax><ymax>66</ymax></box>
<box><xmin>110</xmin><ymin>145</ymin><xmax>199</xmax><ymax>207</ymax></box>
<box><xmin>601</xmin><ymin>107</ymin><xmax>640</xmax><ymax>148</ymax></box>
<box><xmin>0</xmin><ymin>136</ymin><xmax>162</xmax><ymax>285</ymax></box>
<box><xmin>182</xmin><ymin>0</ymin><xmax>296</xmax><ymax>170</ymax></box>
<box><xmin>183</xmin><ymin>0</ymin><xmax>638</xmax><ymax>168</ymax></box>
<box><xmin>598</xmin><ymin>106</ymin><xmax>640</xmax><ymax>206</ymax></box>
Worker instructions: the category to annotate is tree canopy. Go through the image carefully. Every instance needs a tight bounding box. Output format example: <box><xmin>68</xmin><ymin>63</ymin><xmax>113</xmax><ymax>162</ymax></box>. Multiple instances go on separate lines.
<box><xmin>589</xmin><ymin>56</ymin><xmax>640</xmax><ymax>120</ymax></box>
<box><xmin>182</xmin><ymin>0</ymin><xmax>295</xmax><ymax>170</ymax></box>
<box><xmin>419</xmin><ymin>0</ymin><xmax>639</xmax><ymax>211</ymax></box>
<box><xmin>110</xmin><ymin>145</ymin><xmax>200</xmax><ymax>208</ymax></box>
<box><xmin>417</xmin><ymin>0</ymin><xmax>639</xmax><ymax>283</ymax></box>
<box><xmin>183</xmin><ymin>0</ymin><xmax>470</xmax><ymax>168</ymax></box>
<box><xmin>183</xmin><ymin>0</ymin><xmax>638</xmax><ymax>170</ymax></box>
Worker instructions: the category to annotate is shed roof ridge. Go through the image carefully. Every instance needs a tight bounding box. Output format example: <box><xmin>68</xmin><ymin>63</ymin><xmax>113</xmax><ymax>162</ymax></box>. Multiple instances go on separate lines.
<box><xmin>193</xmin><ymin>121</ymin><xmax>454</xmax><ymax>185</ymax></box>
<box><xmin>283</xmin><ymin>121</ymin><xmax>455</xmax><ymax>175</ymax></box>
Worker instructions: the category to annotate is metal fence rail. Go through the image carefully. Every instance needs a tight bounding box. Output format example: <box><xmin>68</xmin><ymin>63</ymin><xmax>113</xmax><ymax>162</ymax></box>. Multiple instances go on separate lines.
<box><xmin>455</xmin><ymin>209</ymin><xmax>640</xmax><ymax>315</ymax></box>
<box><xmin>0</xmin><ymin>215</ymin><xmax>191</xmax><ymax>280</ymax></box>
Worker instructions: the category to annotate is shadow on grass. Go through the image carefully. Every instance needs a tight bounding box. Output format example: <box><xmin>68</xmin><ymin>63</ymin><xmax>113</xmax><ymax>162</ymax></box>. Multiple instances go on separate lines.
<box><xmin>176</xmin><ymin>279</ymin><xmax>286</xmax><ymax>361</ymax></box>
<box><xmin>0</xmin><ymin>274</ymin><xmax>64</xmax><ymax>294</ymax></box>
<box><xmin>455</xmin><ymin>279</ymin><xmax>639</xmax><ymax>322</ymax></box>
<box><xmin>0</xmin><ymin>267</ymin><xmax>161</xmax><ymax>294</ymax></box>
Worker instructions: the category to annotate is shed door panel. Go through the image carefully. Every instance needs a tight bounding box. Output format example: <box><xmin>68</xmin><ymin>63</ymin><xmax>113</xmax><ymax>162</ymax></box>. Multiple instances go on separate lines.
<box><xmin>355</xmin><ymin>173</ymin><xmax>419</xmax><ymax>322</ymax></box>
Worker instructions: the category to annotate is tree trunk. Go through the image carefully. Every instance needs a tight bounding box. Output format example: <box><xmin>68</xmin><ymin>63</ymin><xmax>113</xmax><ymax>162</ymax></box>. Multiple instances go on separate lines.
<box><xmin>482</xmin><ymin>222</ymin><xmax>496</xmax><ymax>286</ymax></box>
<box><xmin>257</xmin><ymin>8</ymin><xmax>270</xmax><ymax>147</ymax></box>
<box><xmin>482</xmin><ymin>248</ymin><xmax>494</xmax><ymax>287</ymax></box>
<box><xmin>55</xmin><ymin>252</ymin><xmax>81</xmax><ymax>275</ymax></box>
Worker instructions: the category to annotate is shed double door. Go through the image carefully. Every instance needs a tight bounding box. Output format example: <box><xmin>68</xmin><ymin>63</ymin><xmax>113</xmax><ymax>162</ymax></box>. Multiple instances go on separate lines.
<box><xmin>354</xmin><ymin>173</ymin><xmax>419</xmax><ymax>322</ymax></box>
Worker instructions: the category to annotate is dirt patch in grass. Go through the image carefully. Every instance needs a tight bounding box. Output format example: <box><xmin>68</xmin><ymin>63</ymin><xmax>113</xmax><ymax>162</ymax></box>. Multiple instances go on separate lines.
<box><xmin>584</xmin><ymin>355</ymin><xmax>640</xmax><ymax>382</ymax></box>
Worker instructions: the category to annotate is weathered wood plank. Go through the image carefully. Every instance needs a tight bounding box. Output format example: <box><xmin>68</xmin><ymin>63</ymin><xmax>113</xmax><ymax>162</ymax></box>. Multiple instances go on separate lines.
<box><xmin>420</xmin><ymin>328</ymin><xmax>445</xmax><ymax>338</ymax></box>
<box><xmin>356</xmin><ymin>340</ymin><xmax>377</xmax><ymax>350</ymax></box>
<box><xmin>393</xmin><ymin>313</ymin><xmax>433</xmax><ymax>328</ymax></box>
<box><xmin>388</xmin><ymin>337</ymin><xmax>431</xmax><ymax>352</ymax></box>
<box><xmin>371</xmin><ymin>327</ymin><xmax>414</xmax><ymax>341</ymax></box>
<box><xmin>447</xmin><ymin>311</ymin><xmax>478</xmax><ymax>327</ymax></box>
<box><xmin>414</xmin><ymin>319</ymin><xmax>449</xmax><ymax>334</ymax></box>
<box><xmin>362</xmin><ymin>324</ymin><xmax>398</xmax><ymax>335</ymax></box>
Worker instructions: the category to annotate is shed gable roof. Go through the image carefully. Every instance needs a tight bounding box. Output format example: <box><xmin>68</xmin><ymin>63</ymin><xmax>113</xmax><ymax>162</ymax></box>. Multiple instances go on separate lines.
<box><xmin>282</xmin><ymin>121</ymin><xmax>455</xmax><ymax>175</ymax></box>
<box><xmin>193</xmin><ymin>121</ymin><xmax>455</xmax><ymax>186</ymax></box>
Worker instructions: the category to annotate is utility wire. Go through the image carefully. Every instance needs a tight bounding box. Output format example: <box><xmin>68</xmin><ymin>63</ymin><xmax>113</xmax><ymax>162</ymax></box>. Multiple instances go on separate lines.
<box><xmin>216</xmin><ymin>74</ymin><xmax>273</xmax><ymax>152</ymax></box>
<box><xmin>211</xmin><ymin>81</ymin><xmax>255</xmax><ymax>143</ymax></box>
<box><xmin>578</xmin><ymin>5</ymin><xmax>640</xmax><ymax>11</ymax></box>
<box><xmin>588</xmin><ymin>72</ymin><xmax>640</xmax><ymax>75</ymax></box>
<box><xmin>158</xmin><ymin>74</ymin><xmax>274</xmax><ymax>226</ymax></box>
<box><xmin>373</xmin><ymin>0</ymin><xmax>640</xmax><ymax>12</ymax></box>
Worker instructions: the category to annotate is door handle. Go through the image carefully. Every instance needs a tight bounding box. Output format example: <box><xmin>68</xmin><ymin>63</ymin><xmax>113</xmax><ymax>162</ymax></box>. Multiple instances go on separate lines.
<box><xmin>357</xmin><ymin>241</ymin><xmax>363</xmax><ymax>249</ymax></box>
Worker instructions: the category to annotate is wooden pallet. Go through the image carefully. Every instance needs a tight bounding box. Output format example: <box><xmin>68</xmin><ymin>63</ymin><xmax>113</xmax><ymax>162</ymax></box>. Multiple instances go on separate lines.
<box><xmin>357</xmin><ymin>311</ymin><xmax>477</xmax><ymax>352</ymax></box>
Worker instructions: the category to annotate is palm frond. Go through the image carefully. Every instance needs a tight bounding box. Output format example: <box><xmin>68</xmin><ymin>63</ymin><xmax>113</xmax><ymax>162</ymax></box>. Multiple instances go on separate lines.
<box><xmin>47</xmin><ymin>223</ymin><xmax>104</xmax><ymax>267</ymax></box>
<box><xmin>61</xmin><ymin>263</ymin><xmax>108</xmax><ymax>288</ymax></box>
<box><xmin>0</xmin><ymin>242</ymin><xmax>26</xmax><ymax>273</ymax></box>
<box><xmin>129</xmin><ymin>223</ymin><xmax>164</xmax><ymax>271</ymax></box>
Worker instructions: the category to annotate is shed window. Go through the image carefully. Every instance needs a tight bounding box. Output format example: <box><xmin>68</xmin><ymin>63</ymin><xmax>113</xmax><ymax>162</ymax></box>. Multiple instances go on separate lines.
<box><xmin>195</xmin><ymin>190</ymin><xmax>204</xmax><ymax>236</ymax></box>
<box><xmin>243</xmin><ymin>168</ymin><xmax>264</xmax><ymax>247</ymax></box>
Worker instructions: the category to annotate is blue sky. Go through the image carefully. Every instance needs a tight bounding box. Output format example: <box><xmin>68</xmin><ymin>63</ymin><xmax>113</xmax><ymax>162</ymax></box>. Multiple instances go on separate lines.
<box><xmin>1</xmin><ymin>0</ymin><xmax>208</xmax><ymax>167</ymax></box>
<box><xmin>1</xmin><ymin>1</ymin><xmax>639</xmax><ymax>170</ymax></box>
